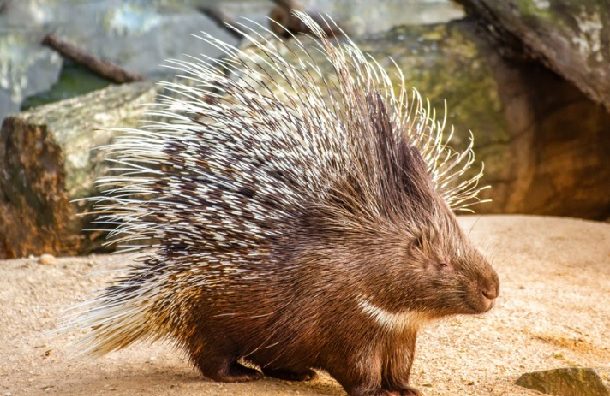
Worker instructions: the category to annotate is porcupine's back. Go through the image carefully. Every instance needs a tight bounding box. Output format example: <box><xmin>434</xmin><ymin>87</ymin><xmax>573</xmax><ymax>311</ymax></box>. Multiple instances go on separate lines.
<box><xmin>70</xmin><ymin>12</ymin><xmax>487</xmax><ymax>355</ymax></box>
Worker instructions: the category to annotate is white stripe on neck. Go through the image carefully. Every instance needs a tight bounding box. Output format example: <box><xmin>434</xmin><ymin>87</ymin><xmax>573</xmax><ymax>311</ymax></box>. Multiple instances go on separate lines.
<box><xmin>357</xmin><ymin>295</ymin><xmax>428</xmax><ymax>331</ymax></box>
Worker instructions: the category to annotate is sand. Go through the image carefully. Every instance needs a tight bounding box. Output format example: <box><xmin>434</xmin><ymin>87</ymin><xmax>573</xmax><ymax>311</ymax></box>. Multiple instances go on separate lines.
<box><xmin>1</xmin><ymin>215</ymin><xmax>609</xmax><ymax>395</ymax></box>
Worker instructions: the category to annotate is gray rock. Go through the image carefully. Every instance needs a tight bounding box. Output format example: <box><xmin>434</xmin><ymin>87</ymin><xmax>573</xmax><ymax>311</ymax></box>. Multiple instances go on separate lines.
<box><xmin>0</xmin><ymin>0</ymin><xmax>243</xmax><ymax>122</ymax></box>
<box><xmin>2</xmin><ymin>0</ymin><xmax>240</xmax><ymax>79</ymax></box>
<box><xmin>0</xmin><ymin>81</ymin><xmax>160</xmax><ymax>259</ymax></box>
<box><xmin>0</xmin><ymin>32</ymin><xmax>63</xmax><ymax>122</ymax></box>
<box><xmin>516</xmin><ymin>367</ymin><xmax>609</xmax><ymax>396</ymax></box>
<box><xmin>202</xmin><ymin>0</ymin><xmax>464</xmax><ymax>36</ymax></box>
<box><xmin>294</xmin><ymin>0</ymin><xmax>465</xmax><ymax>35</ymax></box>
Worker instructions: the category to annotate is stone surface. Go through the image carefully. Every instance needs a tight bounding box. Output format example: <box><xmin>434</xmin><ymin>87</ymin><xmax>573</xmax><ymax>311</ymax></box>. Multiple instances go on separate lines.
<box><xmin>2</xmin><ymin>0</ymin><xmax>240</xmax><ymax>79</ymax></box>
<box><xmin>516</xmin><ymin>367</ymin><xmax>609</xmax><ymax>396</ymax></box>
<box><xmin>0</xmin><ymin>0</ymin><xmax>241</xmax><ymax>122</ymax></box>
<box><xmin>200</xmin><ymin>0</ymin><xmax>464</xmax><ymax>36</ymax></box>
<box><xmin>486</xmin><ymin>52</ymin><xmax>610</xmax><ymax>219</ymax></box>
<box><xmin>37</xmin><ymin>253</ymin><xmax>56</xmax><ymax>266</ymax></box>
<box><xmin>287</xmin><ymin>0</ymin><xmax>464</xmax><ymax>35</ymax></box>
<box><xmin>456</xmin><ymin>0</ymin><xmax>610</xmax><ymax>111</ymax></box>
<box><xmin>0</xmin><ymin>81</ymin><xmax>159</xmax><ymax>259</ymax></box>
<box><xmin>0</xmin><ymin>31</ymin><xmax>63</xmax><ymax>122</ymax></box>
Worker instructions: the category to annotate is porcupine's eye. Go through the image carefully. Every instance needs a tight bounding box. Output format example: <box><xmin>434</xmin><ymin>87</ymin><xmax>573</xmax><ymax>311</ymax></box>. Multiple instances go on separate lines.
<box><xmin>436</xmin><ymin>261</ymin><xmax>454</xmax><ymax>272</ymax></box>
<box><xmin>411</xmin><ymin>233</ymin><xmax>424</xmax><ymax>251</ymax></box>
<box><xmin>422</xmin><ymin>259</ymin><xmax>453</xmax><ymax>272</ymax></box>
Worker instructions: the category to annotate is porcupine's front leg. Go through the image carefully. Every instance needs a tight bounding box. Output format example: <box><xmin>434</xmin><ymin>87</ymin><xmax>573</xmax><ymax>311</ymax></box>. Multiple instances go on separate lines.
<box><xmin>326</xmin><ymin>346</ymin><xmax>386</xmax><ymax>396</ymax></box>
<box><xmin>380</xmin><ymin>332</ymin><xmax>421</xmax><ymax>396</ymax></box>
<box><xmin>339</xmin><ymin>332</ymin><xmax>421</xmax><ymax>395</ymax></box>
<box><xmin>346</xmin><ymin>382</ymin><xmax>421</xmax><ymax>396</ymax></box>
<box><xmin>377</xmin><ymin>387</ymin><xmax>421</xmax><ymax>396</ymax></box>
<box><xmin>347</xmin><ymin>388</ymin><xmax>421</xmax><ymax>396</ymax></box>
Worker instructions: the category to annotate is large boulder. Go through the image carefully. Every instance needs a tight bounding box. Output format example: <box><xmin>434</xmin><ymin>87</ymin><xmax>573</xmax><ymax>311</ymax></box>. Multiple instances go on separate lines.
<box><xmin>455</xmin><ymin>0</ymin><xmax>610</xmax><ymax>111</ymax></box>
<box><xmin>379</xmin><ymin>22</ymin><xmax>610</xmax><ymax>218</ymax></box>
<box><xmin>0</xmin><ymin>81</ymin><xmax>158</xmax><ymax>259</ymax></box>
<box><xmin>2</xmin><ymin>0</ymin><xmax>240</xmax><ymax>79</ymax></box>
<box><xmin>0</xmin><ymin>32</ymin><xmax>63</xmax><ymax>122</ymax></box>
<box><xmin>0</xmin><ymin>0</ymin><xmax>241</xmax><ymax>123</ymax></box>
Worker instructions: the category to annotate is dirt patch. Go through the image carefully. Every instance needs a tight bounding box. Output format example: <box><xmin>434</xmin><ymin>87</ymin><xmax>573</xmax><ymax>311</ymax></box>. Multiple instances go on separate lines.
<box><xmin>1</xmin><ymin>215</ymin><xmax>609</xmax><ymax>396</ymax></box>
<box><xmin>530</xmin><ymin>333</ymin><xmax>610</xmax><ymax>361</ymax></box>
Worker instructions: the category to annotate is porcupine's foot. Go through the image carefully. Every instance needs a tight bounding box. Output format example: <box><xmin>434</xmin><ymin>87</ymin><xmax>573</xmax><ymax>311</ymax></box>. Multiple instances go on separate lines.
<box><xmin>262</xmin><ymin>367</ymin><xmax>317</xmax><ymax>382</ymax></box>
<box><xmin>378</xmin><ymin>387</ymin><xmax>422</xmax><ymax>396</ymax></box>
<box><xmin>347</xmin><ymin>388</ymin><xmax>422</xmax><ymax>396</ymax></box>
<box><xmin>196</xmin><ymin>357</ymin><xmax>263</xmax><ymax>383</ymax></box>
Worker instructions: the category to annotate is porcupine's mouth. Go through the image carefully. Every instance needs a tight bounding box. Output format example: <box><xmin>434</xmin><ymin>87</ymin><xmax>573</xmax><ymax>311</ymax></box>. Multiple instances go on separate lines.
<box><xmin>464</xmin><ymin>291</ymin><xmax>496</xmax><ymax>314</ymax></box>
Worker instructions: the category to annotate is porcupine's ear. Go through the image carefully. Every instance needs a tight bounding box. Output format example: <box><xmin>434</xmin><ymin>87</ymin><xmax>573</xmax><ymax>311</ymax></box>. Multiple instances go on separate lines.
<box><xmin>365</xmin><ymin>91</ymin><xmax>393</xmax><ymax>145</ymax></box>
<box><xmin>398</xmin><ymin>140</ymin><xmax>437</xmax><ymax>209</ymax></box>
<box><xmin>402</xmin><ymin>143</ymin><xmax>432</xmax><ymax>184</ymax></box>
<box><xmin>365</xmin><ymin>91</ymin><xmax>435</xmax><ymax>211</ymax></box>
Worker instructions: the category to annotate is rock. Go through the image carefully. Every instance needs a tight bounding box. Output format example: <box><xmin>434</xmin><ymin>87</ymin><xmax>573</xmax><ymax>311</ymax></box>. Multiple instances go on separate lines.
<box><xmin>1</xmin><ymin>0</ymin><xmax>240</xmax><ymax>79</ymax></box>
<box><xmin>516</xmin><ymin>367</ymin><xmax>609</xmax><ymax>396</ymax></box>
<box><xmin>1</xmin><ymin>0</ymin><xmax>242</xmax><ymax>121</ymax></box>
<box><xmin>37</xmin><ymin>254</ymin><xmax>56</xmax><ymax>266</ymax></box>
<box><xmin>455</xmin><ymin>0</ymin><xmax>610</xmax><ymax>111</ymax></box>
<box><xmin>0</xmin><ymin>32</ymin><xmax>63</xmax><ymax>123</ymax></box>
<box><xmin>20</xmin><ymin>62</ymin><xmax>114</xmax><ymax>111</ymax></box>
<box><xmin>0</xmin><ymin>81</ymin><xmax>159</xmax><ymax>259</ymax></box>
<box><xmin>272</xmin><ymin>0</ymin><xmax>465</xmax><ymax>35</ymax></box>
<box><xmin>370</xmin><ymin>22</ymin><xmax>610</xmax><ymax>219</ymax></box>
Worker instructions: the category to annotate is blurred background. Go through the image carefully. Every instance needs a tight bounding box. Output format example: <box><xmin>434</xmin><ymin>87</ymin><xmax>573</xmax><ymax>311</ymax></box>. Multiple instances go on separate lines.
<box><xmin>0</xmin><ymin>0</ymin><xmax>609</xmax><ymax>259</ymax></box>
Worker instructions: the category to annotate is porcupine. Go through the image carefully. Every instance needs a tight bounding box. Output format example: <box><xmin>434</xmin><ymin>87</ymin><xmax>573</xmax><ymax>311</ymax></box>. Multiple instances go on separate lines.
<box><xmin>73</xmin><ymin>12</ymin><xmax>499</xmax><ymax>396</ymax></box>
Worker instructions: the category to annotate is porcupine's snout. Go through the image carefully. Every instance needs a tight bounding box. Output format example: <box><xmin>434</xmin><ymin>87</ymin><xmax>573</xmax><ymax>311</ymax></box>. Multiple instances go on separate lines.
<box><xmin>438</xmin><ymin>240</ymin><xmax>500</xmax><ymax>316</ymax></box>
<box><xmin>470</xmin><ymin>258</ymin><xmax>499</xmax><ymax>313</ymax></box>
<box><xmin>479</xmin><ymin>268</ymin><xmax>499</xmax><ymax>312</ymax></box>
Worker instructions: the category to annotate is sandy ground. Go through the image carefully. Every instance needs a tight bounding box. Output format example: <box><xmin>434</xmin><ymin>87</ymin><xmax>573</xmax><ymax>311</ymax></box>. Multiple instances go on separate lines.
<box><xmin>0</xmin><ymin>215</ymin><xmax>609</xmax><ymax>396</ymax></box>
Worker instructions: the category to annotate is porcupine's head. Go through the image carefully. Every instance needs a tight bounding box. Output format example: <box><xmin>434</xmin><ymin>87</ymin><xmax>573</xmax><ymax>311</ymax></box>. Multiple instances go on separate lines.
<box><xmin>356</xmin><ymin>143</ymin><xmax>500</xmax><ymax>318</ymax></box>
<box><xmin>306</xmin><ymin>89</ymin><xmax>499</xmax><ymax>319</ymax></box>
<box><xmin>398</xmin><ymin>203</ymin><xmax>500</xmax><ymax>316</ymax></box>
<box><xmin>249</xmin><ymin>14</ymin><xmax>500</xmax><ymax>319</ymax></box>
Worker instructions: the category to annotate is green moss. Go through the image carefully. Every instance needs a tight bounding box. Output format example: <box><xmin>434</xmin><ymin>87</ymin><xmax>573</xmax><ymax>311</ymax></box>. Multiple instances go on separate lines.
<box><xmin>515</xmin><ymin>0</ymin><xmax>552</xmax><ymax>19</ymax></box>
<box><xmin>364</xmin><ymin>22</ymin><xmax>508</xmax><ymax>150</ymax></box>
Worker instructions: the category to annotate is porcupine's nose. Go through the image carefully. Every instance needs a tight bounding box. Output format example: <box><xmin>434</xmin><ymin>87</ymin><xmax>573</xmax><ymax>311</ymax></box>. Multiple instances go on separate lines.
<box><xmin>479</xmin><ymin>288</ymin><xmax>497</xmax><ymax>312</ymax></box>
<box><xmin>480</xmin><ymin>271</ymin><xmax>499</xmax><ymax>311</ymax></box>
<box><xmin>481</xmin><ymin>288</ymin><xmax>497</xmax><ymax>300</ymax></box>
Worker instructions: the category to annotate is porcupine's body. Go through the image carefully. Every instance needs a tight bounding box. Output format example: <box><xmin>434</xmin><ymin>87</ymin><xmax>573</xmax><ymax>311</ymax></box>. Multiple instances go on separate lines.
<box><xmin>75</xmin><ymin>13</ymin><xmax>499</xmax><ymax>396</ymax></box>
